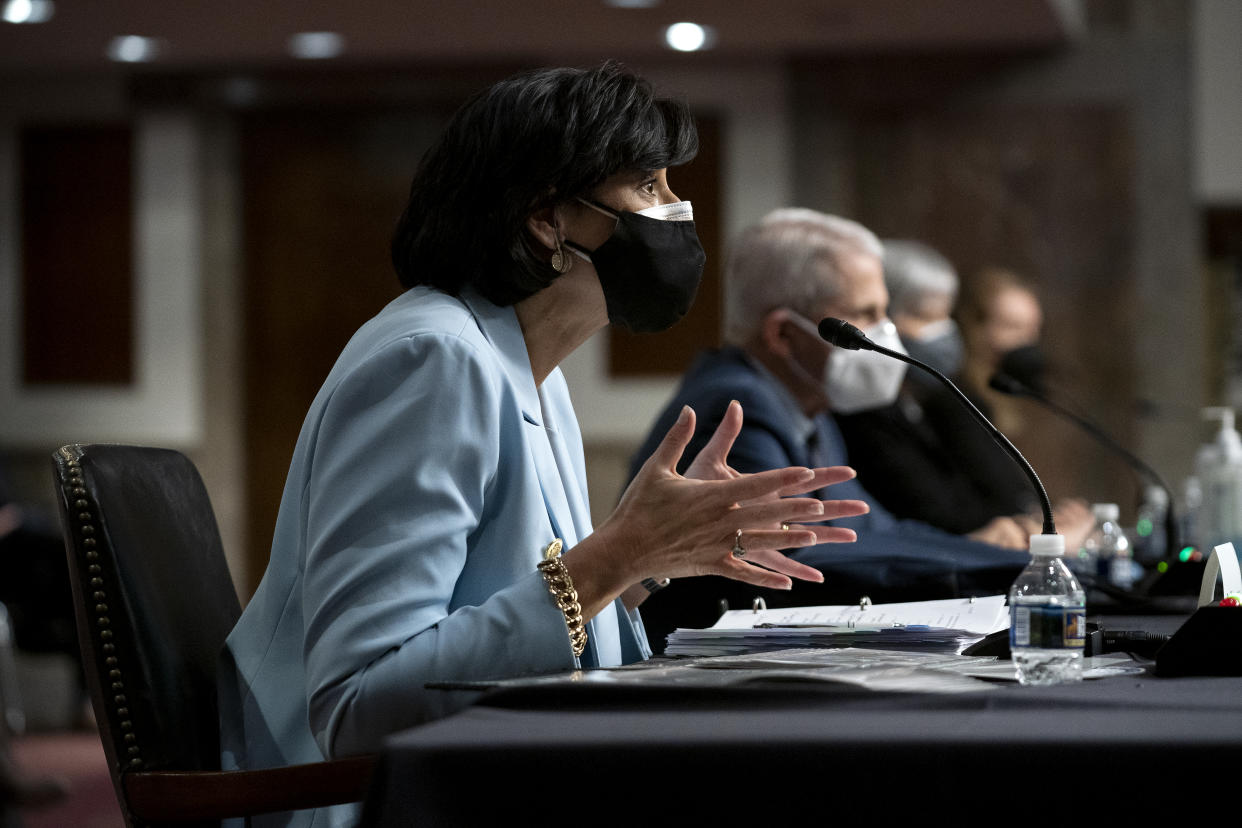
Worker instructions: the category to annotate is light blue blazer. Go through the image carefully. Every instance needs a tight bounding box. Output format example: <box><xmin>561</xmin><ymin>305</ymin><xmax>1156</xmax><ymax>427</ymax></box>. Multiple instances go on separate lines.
<box><xmin>218</xmin><ymin>287</ymin><xmax>651</xmax><ymax>827</ymax></box>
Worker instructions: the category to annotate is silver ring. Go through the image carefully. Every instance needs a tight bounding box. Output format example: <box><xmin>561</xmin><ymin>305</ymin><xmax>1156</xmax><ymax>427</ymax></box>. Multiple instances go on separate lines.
<box><xmin>731</xmin><ymin>529</ymin><xmax>746</xmax><ymax>559</ymax></box>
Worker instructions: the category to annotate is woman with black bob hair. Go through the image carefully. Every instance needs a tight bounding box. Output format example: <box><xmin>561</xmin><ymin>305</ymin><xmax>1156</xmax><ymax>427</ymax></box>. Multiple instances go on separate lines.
<box><xmin>219</xmin><ymin>62</ymin><xmax>865</xmax><ymax>828</ymax></box>
<box><xmin>392</xmin><ymin>61</ymin><xmax>700</xmax><ymax>307</ymax></box>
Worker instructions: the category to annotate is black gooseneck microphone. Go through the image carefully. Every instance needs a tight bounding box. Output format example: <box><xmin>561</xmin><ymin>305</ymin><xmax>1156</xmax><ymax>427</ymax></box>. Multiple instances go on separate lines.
<box><xmin>817</xmin><ymin>317</ymin><xmax>1057</xmax><ymax>535</ymax></box>
<box><xmin>988</xmin><ymin>371</ymin><xmax>1180</xmax><ymax>560</ymax></box>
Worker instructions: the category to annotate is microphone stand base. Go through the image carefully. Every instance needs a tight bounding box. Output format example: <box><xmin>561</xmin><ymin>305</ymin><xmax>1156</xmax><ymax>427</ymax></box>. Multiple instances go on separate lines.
<box><xmin>1154</xmin><ymin>605</ymin><xmax>1242</xmax><ymax>677</ymax></box>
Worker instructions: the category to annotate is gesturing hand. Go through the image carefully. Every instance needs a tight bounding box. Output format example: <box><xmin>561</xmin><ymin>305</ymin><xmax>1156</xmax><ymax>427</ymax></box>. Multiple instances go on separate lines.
<box><xmin>595</xmin><ymin>403</ymin><xmax>868</xmax><ymax>593</ymax></box>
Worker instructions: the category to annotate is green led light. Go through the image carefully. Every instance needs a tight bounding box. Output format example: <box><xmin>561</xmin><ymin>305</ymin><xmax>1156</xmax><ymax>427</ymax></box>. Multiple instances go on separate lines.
<box><xmin>1179</xmin><ymin>547</ymin><xmax>1195</xmax><ymax>563</ymax></box>
<box><xmin>1157</xmin><ymin>561</ymin><xmax>1169</xmax><ymax>573</ymax></box>
<box><xmin>1136</xmin><ymin>518</ymin><xmax>1153</xmax><ymax>537</ymax></box>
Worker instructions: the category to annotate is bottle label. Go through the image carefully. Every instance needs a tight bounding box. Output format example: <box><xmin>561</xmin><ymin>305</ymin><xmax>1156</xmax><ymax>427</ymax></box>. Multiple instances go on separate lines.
<box><xmin>1010</xmin><ymin>605</ymin><xmax>1086</xmax><ymax>649</ymax></box>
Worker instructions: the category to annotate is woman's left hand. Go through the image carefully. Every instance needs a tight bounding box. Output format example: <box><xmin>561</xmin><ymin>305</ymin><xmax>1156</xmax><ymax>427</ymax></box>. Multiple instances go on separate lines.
<box><xmin>569</xmin><ymin>401</ymin><xmax>868</xmax><ymax>619</ymax></box>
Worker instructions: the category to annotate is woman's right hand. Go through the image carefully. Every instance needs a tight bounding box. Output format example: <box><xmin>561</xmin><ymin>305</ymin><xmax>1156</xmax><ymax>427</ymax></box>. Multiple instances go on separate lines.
<box><xmin>563</xmin><ymin>404</ymin><xmax>867</xmax><ymax>619</ymax></box>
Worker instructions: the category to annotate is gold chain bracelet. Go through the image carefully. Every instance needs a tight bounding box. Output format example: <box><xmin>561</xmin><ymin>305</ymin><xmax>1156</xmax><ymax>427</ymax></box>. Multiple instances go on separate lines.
<box><xmin>537</xmin><ymin>539</ymin><xmax>587</xmax><ymax>657</ymax></box>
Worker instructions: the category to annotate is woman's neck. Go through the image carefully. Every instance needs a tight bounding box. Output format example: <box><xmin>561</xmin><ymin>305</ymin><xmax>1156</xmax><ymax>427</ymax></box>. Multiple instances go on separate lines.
<box><xmin>513</xmin><ymin>269</ymin><xmax>609</xmax><ymax>386</ymax></box>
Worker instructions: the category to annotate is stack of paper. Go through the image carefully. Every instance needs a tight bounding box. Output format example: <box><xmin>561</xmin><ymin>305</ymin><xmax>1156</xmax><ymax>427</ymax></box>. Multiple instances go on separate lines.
<box><xmin>663</xmin><ymin>595</ymin><xmax>1009</xmax><ymax>657</ymax></box>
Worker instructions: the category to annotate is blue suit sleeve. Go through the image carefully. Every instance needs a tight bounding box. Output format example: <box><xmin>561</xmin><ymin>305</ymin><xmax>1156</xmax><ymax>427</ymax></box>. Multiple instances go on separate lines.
<box><xmin>299</xmin><ymin>334</ymin><xmax>574</xmax><ymax>756</ymax></box>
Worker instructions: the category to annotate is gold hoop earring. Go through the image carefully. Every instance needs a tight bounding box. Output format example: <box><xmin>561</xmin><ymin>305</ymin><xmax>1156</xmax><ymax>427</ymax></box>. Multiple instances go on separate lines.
<box><xmin>550</xmin><ymin>241</ymin><xmax>574</xmax><ymax>275</ymax></box>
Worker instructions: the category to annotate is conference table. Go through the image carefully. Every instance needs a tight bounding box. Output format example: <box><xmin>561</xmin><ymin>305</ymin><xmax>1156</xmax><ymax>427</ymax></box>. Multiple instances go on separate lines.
<box><xmin>360</xmin><ymin>609</ymin><xmax>1242</xmax><ymax>825</ymax></box>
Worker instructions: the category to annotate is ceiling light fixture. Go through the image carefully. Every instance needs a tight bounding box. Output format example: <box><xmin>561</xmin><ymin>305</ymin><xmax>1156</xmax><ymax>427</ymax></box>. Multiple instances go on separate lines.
<box><xmin>603</xmin><ymin>0</ymin><xmax>660</xmax><ymax>8</ymax></box>
<box><xmin>288</xmin><ymin>31</ymin><xmax>345</xmax><ymax>60</ymax></box>
<box><xmin>664</xmin><ymin>22</ymin><xmax>714</xmax><ymax>52</ymax></box>
<box><xmin>2</xmin><ymin>0</ymin><xmax>54</xmax><ymax>24</ymax></box>
<box><xmin>106</xmin><ymin>35</ymin><xmax>160</xmax><ymax>63</ymax></box>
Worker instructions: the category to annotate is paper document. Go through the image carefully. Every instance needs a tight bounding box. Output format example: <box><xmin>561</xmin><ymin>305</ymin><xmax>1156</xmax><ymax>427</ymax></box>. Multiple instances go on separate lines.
<box><xmin>713</xmin><ymin>595</ymin><xmax>1008</xmax><ymax>633</ymax></box>
<box><xmin>664</xmin><ymin>596</ymin><xmax>1009</xmax><ymax>657</ymax></box>
<box><xmin>425</xmin><ymin>647</ymin><xmax>1143</xmax><ymax>696</ymax></box>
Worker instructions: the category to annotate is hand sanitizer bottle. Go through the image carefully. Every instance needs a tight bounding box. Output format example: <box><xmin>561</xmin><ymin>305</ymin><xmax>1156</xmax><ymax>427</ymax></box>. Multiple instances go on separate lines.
<box><xmin>1200</xmin><ymin>408</ymin><xmax>1242</xmax><ymax>551</ymax></box>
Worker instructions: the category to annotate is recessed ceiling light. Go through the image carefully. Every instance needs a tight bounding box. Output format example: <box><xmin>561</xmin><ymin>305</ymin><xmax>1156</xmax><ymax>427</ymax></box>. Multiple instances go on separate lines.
<box><xmin>106</xmin><ymin>35</ymin><xmax>161</xmax><ymax>63</ymax></box>
<box><xmin>2</xmin><ymin>0</ymin><xmax>54</xmax><ymax>24</ymax></box>
<box><xmin>603</xmin><ymin>0</ymin><xmax>660</xmax><ymax>7</ymax></box>
<box><xmin>288</xmin><ymin>31</ymin><xmax>345</xmax><ymax>60</ymax></box>
<box><xmin>664</xmin><ymin>22</ymin><xmax>715</xmax><ymax>52</ymax></box>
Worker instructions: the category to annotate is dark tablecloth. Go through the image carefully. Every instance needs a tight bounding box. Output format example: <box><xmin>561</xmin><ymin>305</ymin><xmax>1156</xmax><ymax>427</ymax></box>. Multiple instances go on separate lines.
<box><xmin>362</xmin><ymin>614</ymin><xmax>1239</xmax><ymax>826</ymax></box>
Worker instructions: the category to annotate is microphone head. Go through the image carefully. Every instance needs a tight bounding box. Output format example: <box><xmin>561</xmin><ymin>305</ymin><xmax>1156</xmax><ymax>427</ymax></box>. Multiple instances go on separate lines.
<box><xmin>817</xmin><ymin>317</ymin><xmax>869</xmax><ymax>350</ymax></box>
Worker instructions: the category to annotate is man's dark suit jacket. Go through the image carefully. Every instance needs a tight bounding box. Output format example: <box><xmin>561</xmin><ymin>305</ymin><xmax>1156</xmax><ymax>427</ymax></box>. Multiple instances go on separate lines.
<box><xmin>835</xmin><ymin>382</ymin><xmax>1034</xmax><ymax>534</ymax></box>
<box><xmin>628</xmin><ymin>347</ymin><xmax>1029</xmax><ymax>653</ymax></box>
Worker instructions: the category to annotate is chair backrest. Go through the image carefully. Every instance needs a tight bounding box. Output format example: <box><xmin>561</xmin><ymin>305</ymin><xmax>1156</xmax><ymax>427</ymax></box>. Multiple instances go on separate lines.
<box><xmin>51</xmin><ymin>444</ymin><xmax>241</xmax><ymax>787</ymax></box>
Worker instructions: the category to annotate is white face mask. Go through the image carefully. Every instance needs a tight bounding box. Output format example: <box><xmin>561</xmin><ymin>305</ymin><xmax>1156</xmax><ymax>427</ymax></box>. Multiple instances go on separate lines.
<box><xmin>577</xmin><ymin>197</ymin><xmax>694</xmax><ymax>223</ymax></box>
<box><xmin>636</xmin><ymin>200</ymin><xmax>693</xmax><ymax>221</ymax></box>
<box><xmin>786</xmin><ymin>314</ymin><xmax>908</xmax><ymax>414</ymax></box>
<box><xmin>572</xmin><ymin>199</ymin><xmax>694</xmax><ymax>257</ymax></box>
<box><xmin>824</xmin><ymin>319</ymin><xmax>908</xmax><ymax>413</ymax></box>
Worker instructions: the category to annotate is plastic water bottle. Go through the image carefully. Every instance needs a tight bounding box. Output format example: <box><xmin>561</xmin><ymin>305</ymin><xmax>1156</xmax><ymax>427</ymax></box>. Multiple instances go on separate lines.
<box><xmin>1182</xmin><ymin>475</ymin><xmax>1203</xmax><ymax>553</ymax></box>
<box><xmin>1087</xmin><ymin>503</ymin><xmax>1134</xmax><ymax>589</ymax></box>
<box><xmin>1069</xmin><ymin>513</ymin><xmax>1099</xmax><ymax>578</ymax></box>
<box><xmin>1009</xmin><ymin>533</ymin><xmax>1086</xmax><ymax>685</ymax></box>
<box><xmin>1133</xmin><ymin>484</ymin><xmax>1168</xmax><ymax>564</ymax></box>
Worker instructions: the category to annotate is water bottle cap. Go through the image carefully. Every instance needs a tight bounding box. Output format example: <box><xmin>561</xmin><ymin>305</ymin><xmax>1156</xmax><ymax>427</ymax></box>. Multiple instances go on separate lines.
<box><xmin>1029</xmin><ymin>533</ymin><xmax>1065</xmax><ymax>557</ymax></box>
<box><xmin>1091</xmin><ymin>502</ymin><xmax>1120</xmax><ymax>522</ymax></box>
<box><xmin>1204</xmin><ymin>407</ymin><xmax>1242</xmax><ymax>461</ymax></box>
<box><xmin>1204</xmin><ymin>406</ymin><xmax>1237</xmax><ymax>432</ymax></box>
<box><xmin>1143</xmin><ymin>485</ymin><xmax>1168</xmax><ymax>508</ymax></box>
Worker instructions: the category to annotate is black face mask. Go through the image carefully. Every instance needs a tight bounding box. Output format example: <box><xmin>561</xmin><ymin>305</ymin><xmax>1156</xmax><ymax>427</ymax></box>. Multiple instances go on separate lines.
<box><xmin>565</xmin><ymin>201</ymin><xmax>705</xmax><ymax>334</ymax></box>
<box><xmin>998</xmin><ymin>343</ymin><xmax>1047</xmax><ymax>395</ymax></box>
<box><xmin>901</xmin><ymin>321</ymin><xmax>965</xmax><ymax>397</ymax></box>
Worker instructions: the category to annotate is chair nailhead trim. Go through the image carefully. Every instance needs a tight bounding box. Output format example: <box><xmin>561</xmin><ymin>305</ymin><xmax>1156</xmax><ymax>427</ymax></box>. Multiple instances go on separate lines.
<box><xmin>59</xmin><ymin>448</ymin><xmax>142</xmax><ymax>770</ymax></box>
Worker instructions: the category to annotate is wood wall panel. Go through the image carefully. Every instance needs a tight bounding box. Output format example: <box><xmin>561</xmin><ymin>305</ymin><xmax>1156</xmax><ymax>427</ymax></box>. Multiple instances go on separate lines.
<box><xmin>240</xmin><ymin>111</ymin><xmax>439</xmax><ymax>583</ymax></box>
<box><xmin>847</xmin><ymin>105</ymin><xmax>1138</xmax><ymax>509</ymax></box>
<box><xmin>20</xmin><ymin>124</ymin><xmax>134</xmax><ymax>386</ymax></box>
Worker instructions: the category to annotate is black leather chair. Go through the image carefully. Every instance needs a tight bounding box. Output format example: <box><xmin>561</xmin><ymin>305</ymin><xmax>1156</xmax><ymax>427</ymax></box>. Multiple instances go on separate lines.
<box><xmin>51</xmin><ymin>443</ymin><xmax>375</xmax><ymax>827</ymax></box>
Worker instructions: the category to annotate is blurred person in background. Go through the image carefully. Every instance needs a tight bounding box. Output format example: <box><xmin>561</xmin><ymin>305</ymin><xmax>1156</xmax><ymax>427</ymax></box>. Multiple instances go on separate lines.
<box><xmin>933</xmin><ymin>266</ymin><xmax>1057</xmax><ymax>516</ymax></box>
<box><xmin>837</xmin><ymin>244</ymin><xmax>1090</xmax><ymax>538</ymax></box>
<box><xmin>0</xmin><ymin>463</ymin><xmax>83</xmax><ymax>718</ymax></box>
<box><xmin>1</xmin><ymin>601</ymin><xmax>67</xmax><ymax>827</ymax></box>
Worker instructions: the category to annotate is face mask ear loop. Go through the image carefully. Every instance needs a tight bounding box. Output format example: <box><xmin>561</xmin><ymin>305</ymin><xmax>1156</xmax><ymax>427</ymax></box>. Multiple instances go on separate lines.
<box><xmin>562</xmin><ymin>238</ymin><xmax>593</xmax><ymax>264</ymax></box>
<box><xmin>779</xmin><ymin>311</ymin><xmax>832</xmax><ymax>391</ymax></box>
<box><xmin>784</xmin><ymin>311</ymin><xmax>824</xmax><ymax>342</ymax></box>
<box><xmin>564</xmin><ymin>197</ymin><xmax>617</xmax><ymax>263</ymax></box>
<box><xmin>575</xmin><ymin>197</ymin><xmax>619</xmax><ymax>220</ymax></box>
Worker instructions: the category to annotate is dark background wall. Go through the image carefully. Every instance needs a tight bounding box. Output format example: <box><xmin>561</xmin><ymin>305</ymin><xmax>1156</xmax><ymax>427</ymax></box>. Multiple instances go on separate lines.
<box><xmin>2</xmin><ymin>1</ymin><xmax>1232</xmax><ymax>594</ymax></box>
<box><xmin>789</xmin><ymin>2</ymin><xmax>1199</xmax><ymax>516</ymax></box>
